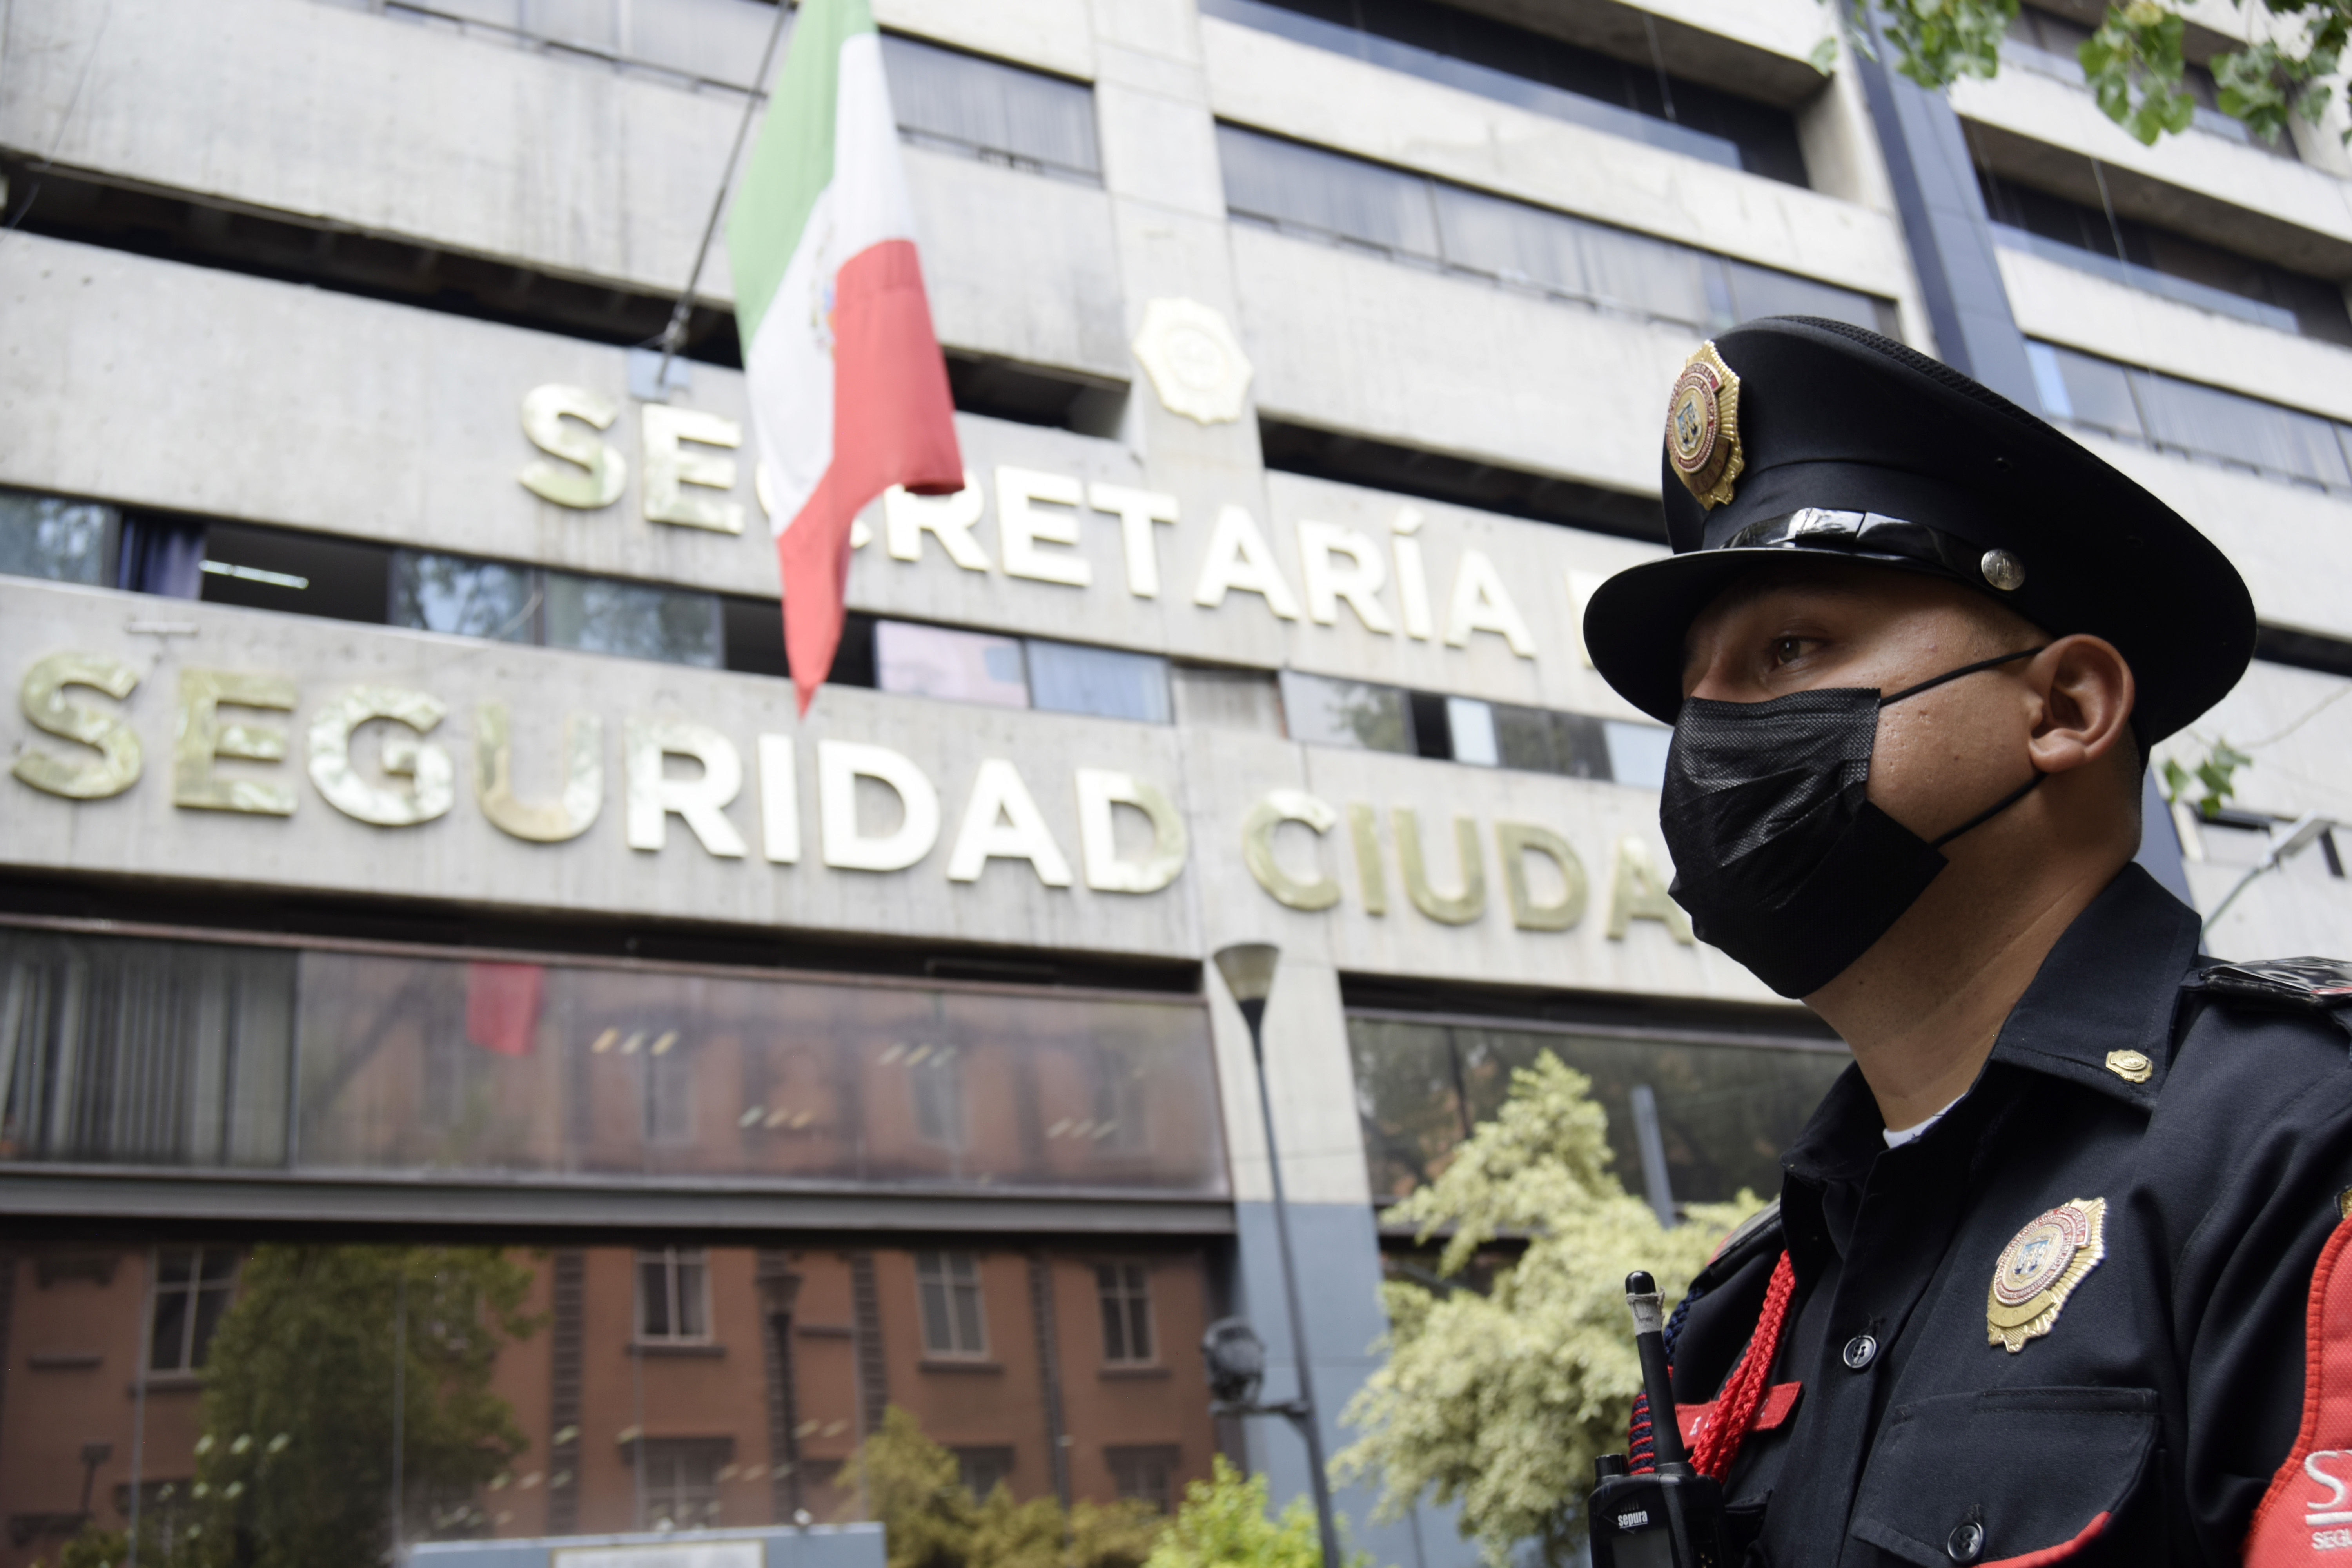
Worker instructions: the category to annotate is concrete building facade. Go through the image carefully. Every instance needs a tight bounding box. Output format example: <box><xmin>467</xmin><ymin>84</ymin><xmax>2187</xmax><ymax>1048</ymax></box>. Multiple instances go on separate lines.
<box><xmin>0</xmin><ymin>0</ymin><xmax>2348</xmax><ymax>1561</ymax></box>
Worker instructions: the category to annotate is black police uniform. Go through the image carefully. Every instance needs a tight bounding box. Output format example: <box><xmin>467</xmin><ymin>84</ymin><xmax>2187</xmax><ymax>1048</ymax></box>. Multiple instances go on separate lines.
<box><xmin>1577</xmin><ymin>318</ymin><xmax>2352</xmax><ymax>1564</ymax></box>
<box><xmin>1669</xmin><ymin>868</ymin><xmax>2352</xmax><ymax>1564</ymax></box>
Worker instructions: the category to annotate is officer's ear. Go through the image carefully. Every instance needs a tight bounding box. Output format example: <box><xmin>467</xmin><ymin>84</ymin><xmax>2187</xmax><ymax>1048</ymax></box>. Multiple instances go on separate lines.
<box><xmin>2023</xmin><ymin>635</ymin><xmax>2135</xmax><ymax>779</ymax></box>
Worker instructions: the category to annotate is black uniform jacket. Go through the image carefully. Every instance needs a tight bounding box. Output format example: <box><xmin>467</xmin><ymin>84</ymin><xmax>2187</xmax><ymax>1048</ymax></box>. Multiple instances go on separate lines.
<box><xmin>1669</xmin><ymin>865</ymin><xmax>2352</xmax><ymax>1566</ymax></box>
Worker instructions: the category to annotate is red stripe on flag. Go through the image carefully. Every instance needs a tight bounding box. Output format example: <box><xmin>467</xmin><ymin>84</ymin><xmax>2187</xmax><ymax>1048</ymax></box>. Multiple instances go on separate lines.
<box><xmin>780</xmin><ymin>237</ymin><xmax>962</xmax><ymax>712</ymax></box>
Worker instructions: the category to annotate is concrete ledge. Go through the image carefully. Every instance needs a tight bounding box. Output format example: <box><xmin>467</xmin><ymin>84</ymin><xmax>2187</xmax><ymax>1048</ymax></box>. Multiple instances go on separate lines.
<box><xmin>0</xmin><ymin>1168</ymin><xmax>1238</xmax><ymax>1236</ymax></box>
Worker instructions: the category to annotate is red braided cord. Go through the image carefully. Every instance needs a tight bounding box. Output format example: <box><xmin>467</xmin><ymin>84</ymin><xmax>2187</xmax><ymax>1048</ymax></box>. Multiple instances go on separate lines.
<box><xmin>1688</xmin><ymin>1250</ymin><xmax>1795</xmax><ymax>1480</ymax></box>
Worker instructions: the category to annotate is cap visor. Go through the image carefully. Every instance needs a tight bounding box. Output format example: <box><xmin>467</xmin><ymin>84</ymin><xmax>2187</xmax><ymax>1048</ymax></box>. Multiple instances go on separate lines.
<box><xmin>1582</xmin><ymin>546</ymin><xmax>1970</xmax><ymax>724</ymax></box>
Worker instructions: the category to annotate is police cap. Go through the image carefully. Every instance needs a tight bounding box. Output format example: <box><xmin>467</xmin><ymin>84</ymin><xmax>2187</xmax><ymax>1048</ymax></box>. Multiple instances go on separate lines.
<box><xmin>1580</xmin><ymin>316</ymin><xmax>2255</xmax><ymax>745</ymax></box>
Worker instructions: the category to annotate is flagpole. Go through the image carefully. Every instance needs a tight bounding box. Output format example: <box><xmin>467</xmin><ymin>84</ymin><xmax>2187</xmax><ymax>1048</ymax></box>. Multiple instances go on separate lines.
<box><xmin>653</xmin><ymin>0</ymin><xmax>793</xmax><ymax>390</ymax></box>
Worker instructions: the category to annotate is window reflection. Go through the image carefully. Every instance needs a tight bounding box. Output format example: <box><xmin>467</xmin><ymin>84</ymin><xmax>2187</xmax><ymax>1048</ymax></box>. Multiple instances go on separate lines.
<box><xmin>0</xmin><ymin>1239</ymin><xmax>1217</xmax><ymax>1550</ymax></box>
<box><xmin>0</xmin><ymin>487</ymin><xmax>116</xmax><ymax>585</ymax></box>
<box><xmin>914</xmin><ymin>1251</ymin><xmax>989</xmax><ymax>1359</ymax></box>
<box><xmin>543</xmin><ymin>571</ymin><xmax>723</xmax><ymax>668</ymax></box>
<box><xmin>0</xmin><ymin>931</ymin><xmax>1224</xmax><ymax>1198</ymax></box>
<box><xmin>149</xmin><ymin>1249</ymin><xmax>238</xmax><ymax>1374</ymax></box>
<box><xmin>390</xmin><ymin>550</ymin><xmax>537</xmax><ymax>642</ymax></box>
<box><xmin>296</xmin><ymin>955</ymin><xmax>1223</xmax><ymax>1193</ymax></box>
<box><xmin>1348</xmin><ymin>1015</ymin><xmax>1848</xmax><ymax>1204</ymax></box>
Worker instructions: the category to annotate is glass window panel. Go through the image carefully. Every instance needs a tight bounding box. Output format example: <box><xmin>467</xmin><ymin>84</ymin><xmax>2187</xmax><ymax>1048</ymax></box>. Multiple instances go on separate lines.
<box><xmin>1348</xmin><ymin>1016</ymin><xmax>1474</xmax><ymax>1200</ymax></box>
<box><xmin>1576</xmin><ymin>220</ymin><xmax>1711</xmax><ymax>329</ymax></box>
<box><xmin>0</xmin><ymin>488</ymin><xmax>115</xmax><ymax>585</ymax></box>
<box><xmin>1278</xmin><ymin>671</ymin><xmax>1414</xmax><ymax>753</ymax></box>
<box><xmin>2135</xmin><ymin>370</ymin><xmax>2352</xmax><ymax>487</ymax></box>
<box><xmin>951</xmin><ymin>1269</ymin><xmax>986</xmax><ymax>1355</ymax></box>
<box><xmin>917</xmin><ymin>1269</ymin><xmax>954</xmax><ymax>1354</ymax></box>
<box><xmin>1106</xmin><ymin>1445</ymin><xmax>1180</xmax><ymax>1512</ymax></box>
<box><xmin>1098</xmin><ymin>1268</ymin><xmax>1129</xmax><ymax>1361</ymax></box>
<box><xmin>0</xmin><ymin>934</ymin><xmax>294</xmax><ymax>1169</ymax></box>
<box><xmin>882</xmin><ymin>33</ymin><xmax>1100</xmax><ymax>179</ymax></box>
<box><xmin>1491</xmin><ymin>704</ymin><xmax>1561</xmax><ymax>773</ymax></box>
<box><xmin>149</xmin><ymin>1278</ymin><xmax>191</xmax><ymax>1372</ymax></box>
<box><xmin>1555</xmin><ymin>713</ymin><xmax>1615</xmax><ymax>781</ymax></box>
<box><xmin>1217</xmin><ymin>125</ymin><xmax>1440</xmax><ymax>259</ymax></box>
<box><xmin>1432</xmin><ymin>184</ymin><xmax>1586</xmax><ymax>296</ymax></box>
<box><xmin>0</xmin><ymin>1240</ymin><xmax>1226</xmax><ymax>1537</ymax></box>
<box><xmin>1720</xmin><ymin>258</ymin><xmax>1885</xmax><ymax>332</ymax></box>
<box><xmin>288</xmin><ymin>951</ymin><xmax>1225</xmax><ymax>1195</ymax></box>
<box><xmin>1603</xmin><ymin>720</ymin><xmax>1672</xmax><ymax>789</ymax></box>
<box><xmin>2025</xmin><ymin>341</ymin><xmax>2074</xmax><ymax>419</ymax></box>
<box><xmin>956</xmin><ymin>1447</ymin><xmax>1017</xmax><ymax>1499</ymax></box>
<box><xmin>875</xmin><ymin>620</ymin><xmax>1030</xmax><ymax>706</ymax></box>
<box><xmin>1349</xmin><ymin>1016</ymin><xmax>1849</xmax><ymax>1205</ymax></box>
<box><xmin>390</xmin><ymin>550</ymin><xmax>537</xmax><ymax>642</ymax></box>
<box><xmin>1026</xmin><ymin>640</ymin><xmax>1172</xmax><ymax>722</ymax></box>
<box><xmin>2042</xmin><ymin>345</ymin><xmax>2143</xmax><ymax>438</ymax></box>
<box><xmin>677</xmin><ymin>1251</ymin><xmax>709</xmax><ymax>1338</ymax></box>
<box><xmin>543</xmin><ymin>572</ymin><xmax>722</xmax><ymax>668</ymax></box>
<box><xmin>187</xmin><ymin>1258</ymin><xmax>235</xmax><ymax>1368</ymax></box>
<box><xmin>638</xmin><ymin>1254</ymin><xmax>673</xmax><ymax>1338</ymax></box>
<box><xmin>1445</xmin><ymin>697</ymin><xmax>1498</xmax><ymax>766</ymax></box>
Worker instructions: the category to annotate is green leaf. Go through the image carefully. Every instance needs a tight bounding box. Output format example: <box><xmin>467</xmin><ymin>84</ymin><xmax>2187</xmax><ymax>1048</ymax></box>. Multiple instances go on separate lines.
<box><xmin>1810</xmin><ymin>33</ymin><xmax>1842</xmax><ymax>72</ymax></box>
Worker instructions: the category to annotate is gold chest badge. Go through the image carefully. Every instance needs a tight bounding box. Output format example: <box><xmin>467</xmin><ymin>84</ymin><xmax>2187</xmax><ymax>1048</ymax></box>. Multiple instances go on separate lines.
<box><xmin>1987</xmin><ymin>1197</ymin><xmax>2107</xmax><ymax>1352</ymax></box>
<box><xmin>1666</xmin><ymin>341</ymin><xmax>1744</xmax><ymax>510</ymax></box>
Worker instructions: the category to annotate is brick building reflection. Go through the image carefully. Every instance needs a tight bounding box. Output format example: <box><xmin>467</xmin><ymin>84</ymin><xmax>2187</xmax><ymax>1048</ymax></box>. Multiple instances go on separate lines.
<box><xmin>0</xmin><ymin>1240</ymin><xmax>1220</xmax><ymax>1559</ymax></box>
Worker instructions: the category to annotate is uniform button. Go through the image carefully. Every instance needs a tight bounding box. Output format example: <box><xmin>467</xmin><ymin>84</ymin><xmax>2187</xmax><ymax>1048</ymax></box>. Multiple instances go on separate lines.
<box><xmin>1947</xmin><ymin>1521</ymin><xmax>1985</xmax><ymax>1562</ymax></box>
<box><xmin>1842</xmin><ymin>1334</ymin><xmax>1878</xmax><ymax>1370</ymax></box>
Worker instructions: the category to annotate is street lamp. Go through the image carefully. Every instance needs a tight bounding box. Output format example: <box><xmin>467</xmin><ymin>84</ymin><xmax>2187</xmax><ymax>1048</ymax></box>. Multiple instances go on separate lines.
<box><xmin>1208</xmin><ymin>942</ymin><xmax>1343</xmax><ymax>1568</ymax></box>
<box><xmin>2204</xmin><ymin>812</ymin><xmax>2340</xmax><ymax>933</ymax></box>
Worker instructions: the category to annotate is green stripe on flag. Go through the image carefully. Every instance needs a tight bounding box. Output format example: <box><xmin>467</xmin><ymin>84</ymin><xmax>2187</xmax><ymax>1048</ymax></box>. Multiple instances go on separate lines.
<box><xmin>726</xmin><ymin>0</ymin><xmax>877</xmax><ymax>350</ymax></box>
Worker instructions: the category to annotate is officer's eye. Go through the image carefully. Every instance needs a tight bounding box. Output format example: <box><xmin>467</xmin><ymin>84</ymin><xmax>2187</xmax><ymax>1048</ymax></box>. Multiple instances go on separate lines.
<box><xmin>1770</xmin><ymin>636</ymin><xmax>1810</xmax><ymax>666</ymax></box>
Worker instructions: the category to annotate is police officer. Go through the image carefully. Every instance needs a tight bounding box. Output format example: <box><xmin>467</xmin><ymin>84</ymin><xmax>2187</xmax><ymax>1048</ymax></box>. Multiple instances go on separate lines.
<box><xmin>1580</xmin><ymin>316</ymin><xmax>2352</xmax><ymax>1566</ymax></box>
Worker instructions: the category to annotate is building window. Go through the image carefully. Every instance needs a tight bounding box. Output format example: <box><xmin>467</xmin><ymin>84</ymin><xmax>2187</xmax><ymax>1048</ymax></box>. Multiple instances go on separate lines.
<box><xmin>2025</xmin><ymin>340</ymin><xmax>2352</xmax><ymax>497</ymax></box>
<box><xmin>1027</xmin><ymin>640</ymin><xmax>1173</xmax><ymax>724</ymax></box>
<box><xmin>907</xmin><ymin>1045</ymin><xmax>967</xmax><ymax>1150</ymax></box>
<box><xmin>953</xmin><ymin>1446</ymin><xmax>1016</xmax><ymax>1499</ymax></box>
<box><xmin>1197</xmin><ymin>0</ymin><xmax>1807</xmax><ymax>184</ymax></box>
<box><xmin>643</xmin><ymin>1036</ymin><xmax>697</xmax><ymax>1147</ymax></box>
<box><xmin>390</xmin><ymin>550</ymin><xmax>537</xmax><ymax>642</ymax></box>
<box><xmin>875</xmin><ymin>620</ymin><xmax>1030</xmax><ymax>707</ymax></box>
<box><xmin>1106</xmin><ymin>1445</ymin><xmax>1180</xmax><ymax>1512</ymax></box>
<box><xmin>389</xmin><ymin>549</ymin><xmax>725</xmax><ymax>669</ymax></box>
<box><xmin>543</xmin><ymin>570</ymin><xmax>722</xmax><ymax>669</ymax></box>
<box><xmin>915</xmin><ymin>1251</ymin><xmax>988</xmax><ymax>1358</ymax></box>
<box><xmin>637</xmin><ymin>1248</ymin><xmax>711</xmax><ymax>1343</ymax></box>
<box><xmin>882</xmin><ymin>34</ymin><xmax>1102</xmax><ymax>184</ymax></box>
<box><xmin>1279</xmin><ymin>670</ymin><xmax>1416</xmax><ymax>755</ymax></box>
<box><xmin>637</xmin><ymin>1438</ymin><xmax>729</xmax><ymax>1530</ymax></box>
<box><xmin>0</xmin><ymin>488</ymin><xmax>116</xmax><ymax>586</ymax></box>
<box><xmin>1347</xmin><ymin>1011</ymin><xmax>1847</xmax><ymax>1205</ymax></box>
<box><xmin>149</xmin><ymin>1249</ymin><xmax>238</xmax><ymax>1374</ymax></box>
<box><xmin>1217</xmin><ymin>125</ymin><xmax>1891</xmax><ymax>339</ymax></box>
<box><xmin>1096</xmin><ymin>1264</ymin><xmax>1154</xmax><ymax>1365</ymax></box>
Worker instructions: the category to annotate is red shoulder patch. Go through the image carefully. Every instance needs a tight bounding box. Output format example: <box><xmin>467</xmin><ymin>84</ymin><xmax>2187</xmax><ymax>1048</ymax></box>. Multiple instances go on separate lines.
<box><xmin>2245</xmin><ymin>1220</ymin><xmax>2352</xmax><ymax>1564</ymax></box>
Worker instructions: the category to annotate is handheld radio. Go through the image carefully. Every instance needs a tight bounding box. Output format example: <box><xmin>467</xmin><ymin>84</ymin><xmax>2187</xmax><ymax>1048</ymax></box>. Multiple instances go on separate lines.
<box><xmin>1587</xmin><ymin>1271</ymin><xmax>1726</xmax><ymax>1568</ymax></box>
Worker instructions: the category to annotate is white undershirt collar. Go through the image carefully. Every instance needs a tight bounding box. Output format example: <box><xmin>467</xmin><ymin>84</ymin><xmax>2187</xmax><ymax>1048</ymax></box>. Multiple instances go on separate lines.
<box><xmin>1883</xmin><ymin>1094</ymin><xmax>1965</xmax><ymax>1149</ymax></box>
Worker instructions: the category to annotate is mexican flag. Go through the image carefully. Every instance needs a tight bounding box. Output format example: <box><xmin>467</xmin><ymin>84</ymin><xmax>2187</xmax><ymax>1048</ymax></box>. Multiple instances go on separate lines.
<box><xmin>728</xmin><ymin>0</ymin><xmax>962</xmax><ymax>712</ymax></box>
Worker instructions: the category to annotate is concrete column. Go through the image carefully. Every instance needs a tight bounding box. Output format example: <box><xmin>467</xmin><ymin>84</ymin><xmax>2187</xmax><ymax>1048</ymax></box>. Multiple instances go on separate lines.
<box><xmin>1851</xmin><ymin>22</ymin><xmax>2042</xmax><ymax>410</ymax></box>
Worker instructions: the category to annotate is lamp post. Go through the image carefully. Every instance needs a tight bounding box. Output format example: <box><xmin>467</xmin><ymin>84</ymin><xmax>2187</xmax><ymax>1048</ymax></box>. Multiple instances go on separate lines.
<box><xmin>1209</xmin><ymin>942</ymin><xmax>1343</xmax><ymax>1568</ymax></box>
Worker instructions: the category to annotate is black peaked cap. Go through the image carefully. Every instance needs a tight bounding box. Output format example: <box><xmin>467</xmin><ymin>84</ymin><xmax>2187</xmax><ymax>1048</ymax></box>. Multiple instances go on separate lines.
<box><xmin>1581</xmin><ymin>316</ymin><xmax>2254</xmax><ymax>745</ymax></box>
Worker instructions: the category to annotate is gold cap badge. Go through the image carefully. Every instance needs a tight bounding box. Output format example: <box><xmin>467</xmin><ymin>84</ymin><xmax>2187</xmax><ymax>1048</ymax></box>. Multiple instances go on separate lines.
<box><xmin>1666</xmin><ymin>341</ymin><xmax>1744</xmax><ymax>510</ymax></box>
<box><xmin>2104</xmin><ymin>1049</ymin><xmax>2152</xmax><ymax>1084</ymax></box>
<box><xmin>1987</xmin><ymin>1197</ymin><xmax>2107</xmax><ymax>1353</ymax></box>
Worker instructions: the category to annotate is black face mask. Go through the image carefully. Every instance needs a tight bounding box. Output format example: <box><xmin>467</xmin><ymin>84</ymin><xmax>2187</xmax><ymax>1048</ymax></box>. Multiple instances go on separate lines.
<box><xmin>1659</xmin><ymin>649</ymin><xmax>2046</xmax><ymax>999</ymax></box>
